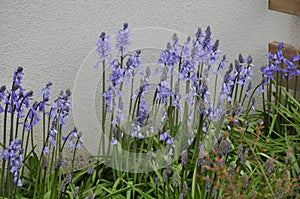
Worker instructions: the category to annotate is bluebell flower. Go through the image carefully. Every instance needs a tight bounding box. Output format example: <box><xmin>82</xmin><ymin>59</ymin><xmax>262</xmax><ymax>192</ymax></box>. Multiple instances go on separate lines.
<box><xmin>172</xmin><ymin>93</ymin><xmax>181</xmax><ymax>110</ymax></box>
<box><xmin>103</xmin><ymin>86</ymin><xmax>114</xmax><ymax>106</ymax></box>
<box><xmin>159</xmin><ymin>131</ymin><xmax>173</xmax><ymax>145</ymax></box>
<box><xmin>209</xmin><ymin>40</ymin><xmax>222</xmax><ymax>66</ymax></box>
<box><xmin>195</xmin><ymin>27</ymin><xmax>204</xmax><ymax>41</ymax></box>
<box><xmin>277</xmin><ymin>42</ymin><xmax>284</xmax><ymax>50</ymax></box>
<box><xmin>219</xmin><ymin>55</ymin><xmax>228</xmax><ymax>70</ymax></box>
<box><xmin>238</xmin><ymin>144</ymin><xmax>243</xmax><ymax>161</ymax></box>
<box><xmin>43</xmin><ymin>146</ymin><xmax>50</xmax><ymax>154</ymax></box>
<box><xmin>124</xmin><ymin>50</ymin><xmax>142</xmax><ymax>86</ymax></box>
<box><xmin>50</xmin><ymin>90</ymin><xmax>72</xmax><ymax>130</ymax></box>
<box><xmin>219</xmin><ymin>139</ymin><xmax>231</xmax><ymax>157</ymax></box>
<box><xmin>136</xmin><ymin>93</ymin><xmax>148</xmax><ymax>126</ymax></box>
<box><xmin>202</xmin><ymin>26</ymin><xmax>212</xmax><ymax>49</ymax></box>
<box><xmin>25</xmin><ymin>101</ymin><xmax>40</xmax><ymax>131</ymax></box>
<box><xmin>39</xmin><ymin>82</ymin><xmax>52</xmax><ymax>111</ymax></box>
<box><xmin>158</xmin><ymin>34</ymin><xmax>182</xmax><ymax>67</ymax></box>
<box><xmin>1</xmin><ymin>139</ymin><xmax>23</xmax><ymax>186</ymax></box>
<box><xmin>198</xmin><ymin>81</ymin><xmax>209</xmax><ymax>100</ymax></box>
<box><xmin>112</xmin><ymin>136</ymin><xmax>118</xmax><ymax>145</ymax></box>
<box><xmin>49</xmin><ymin>125</ymin><xmax>58</xmax><ymax>148</ymax></box>
<box><xmin>109</xmin><ymin>59</ymin><xmax>124</xmax><ymax>86</ymax></box>
<box><xmin>158</xmin><ymin>48</ymin><xmax>180</xmax><ymax>67</ymax></box>
<box><xmin>220</xmin><ymin>69</ymin><xmax>234</xmax><ymax>102</ymax></box>
<box><xmin>126</xmin><ymin>50</ymin><xmax>142</xmax><ymax>70</ymax></box>
<box><xmin>202</xmin><ymin>120</ymin><xmax>209</xmax><ymax>132</ymax></box>
<box><xmin>260</xmin><ymin>64</ymin><xmax>276</xmax><ymax>79</ymax></box>
<box><xmin>96</xmin><ymin>32</ymin><xmax>111</xmax><ymax>62</ymax></box>
<box><xmin>13</xmin><ymin>67</ymin><xmax>24</xmax><ymax>88</ymax></box>
<box><xmin>66</xmin><ymin>172</ymin><xmax>72</xmax><ymax>184</ymax></box>
<box><xmin>291</xmin><ymin>54</ymin><xmax>300</xmax><ymax>62</ymax></box>
<box><xmin>205</xmin><ymin>175</ymin><xmax>210</xmax><ymax>192</ymax></box>
<box><xmin>283</xmin><ymin>58</ymin><xmax>300</xmax><ymax>79</ymax></box>
<box><xmin>0</xmin><ymin>85</ymin><xmax>6</xmax><ymax>112</ymax></box>
<box><xmin>5</xmin><ymin>67</ymin><xmax>34</xmax><ymax>118</ymax></box>
<box><xmin>156</xmin><ymin>80</ymin><xmax>172</xmax><ymax>104</ymax></box>
<box><xmin>243</xmin><ymin>174</ymin><xmax>249</xmax><ymax>188</ymax></box>
<box><xmin>229</xmin><ymin>162</ymin><xmax>235</xmax><ymax>176</ymax></box>
<box><xmin>265</xmin><ymin>157</ymin><xmax>274</xmax><ymax>175</ymax></box>
<box><xmin>182</xmin><ymin>37</ymin><xmax>191</xmax><ymax>59</ymax></box>
<box><xmin>197</xmin><ymin>141</ymin><xmax>205</xmax><ymax>166</ymax></box>
<box><xmin>87</xmin><ymin>166</ymin><xmax>94</xmax><ymax>175</ymax></box>
<box><xmin>116</xmin><ymin>23</ymin><xmax>131</xmax><ymax>56</ymax></box>
<box><xmin>67</xmin><ymin>128</ymin><xmax>83</xmax><ymax>149</ymax></box>
<box><xmin>171</xmin><ymin>33</ymin><xmax>182</xmax><ymax>56</ymax></box>
<box><xmin>179</xmin><ymin>60</ymin><xmax>195</xmax><ymax>81</ymax></box>
<box><xmin>181</xmin><ymin>149</ymin><xmax>188</xmax><ymax>167</ymax></box>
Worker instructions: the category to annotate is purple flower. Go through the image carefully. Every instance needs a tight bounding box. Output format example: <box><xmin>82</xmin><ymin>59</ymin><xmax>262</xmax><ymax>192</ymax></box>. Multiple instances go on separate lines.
<box><xmin>205</xmin><ymin>175</ymin><xmax>210</xmax><ymax>192</ymax></box>
<box><xmin>195</xmin><ymin>27</ymin><xmax>204</xmax><ymax>40</ymax></box>
<box><xmin>103</xmin><ymin>86</ymin><xmax>114</xmax><ymax>106</ymax></box>
<box><xmin>158</xmin><ymin>34</ymin><xmax>182</xmax><ymax>67</ymax></box>
<box><xmin>278</xmin><ymin>42</ymin><xmax>284</xmax><ymax>50</ymax></box>
<box><xmin>136</xmin><ymin>93</ymin><xmax>148</xmax><ymax>126</ymax></box>
<box><xmin>96</xmin><ymin>32</ymin><xmax>111</xmax><ymax>62</ymax></box>
<box><xmin>39</xmin><ymin>82</ymin><xmax>52</xmax><ymax>105</ymax></box>
<box><xmin>159</xmin><ymin>131</ymin><xmax>173</xmax><ymax>145</ymax></box>
<box><xmin>126</xmin><ymin>50</ymin><xmax>142</xmax><ymax>70</ymax></box>
<box><xmin>202</xmin><ymin>26</ymin><xmax>212</xmax><ymax>49</ymax></box>
<box><xmin>219</xmin><ymin>55</ymin><xmax>228</xmax><ymax>70</ymax></box>
<box><xmin>265</xmin><ymin>157</ymin><xmax>275</xmax><ymax>175</ymax></box>
<box><xmin>50</xmin><ymin>90</ymin><xmax>72</xmax><ymax>130</ymax></box>
<box><xmin>181</xmin><ymin>149</ymin><xmax>188</xmax><ymax>167</ymax></box>
<box><xmin>220</xmin><ymin>71</ymin><xmax>234</xmax><ymax>102</ymax></box>
<box><xmin>87</xmin><ymin>166</ymin><xmax>94</xmax><ymax>175</ymax></box>
<box><xmin>0</xmin><ymin>85</ymin><xmax>6</xmax><ymax>112</ymax></box>
<box><xmin>219</xmin><ymin>139</ymin><xmax>231</xmax><ymax>157</ymax></box>
<box><xmin>245</xmin><ymin>81</ymin><xmax>252</xmax><ymax>98</ymax></box>
<box><xmin>197</xmin><ymin>142</ymin><xmax>205</xmax><ymax>166</ymax></box>
<box><xmin>179</xmin><ymin>60</ymin><xmax>195</xmax><ymax>81</ymax></box>
<box><xmin>66</xmin><ymin>128</ymin><xmax>83</xmax><ymax>149</ymax></box>
<box><xmin>66</xmin><ymin>172</ymin><xmax>72</xmax><ymax>184</ymax></box>
<box><xmin>116</xmin><ymin>23</ymin><xmax>131</xmax><ymax>56</ymax></box>
<box><xmin>172</xmin><ymin>94</ymin><xmax>181</xmax><ymax>110</ymax></box>
<box><xmin>124</xmin><ymin>50</ymin><xmax>143</xmax><ymax>86</ymax></box>
<box><xmin>43</xmin><ymin>146</ymin><xmax>49</xmax><ymax>154</ymax></box>
<box><xmin>109</xmin><ymin>60</ymin><xmax>124</xmax><ymax>85</ymax></box>
<box><xmin>282</xmin><ymin>58</ymin><xmax>300</xmax><ymax>79</ymax></box>
<box><xmin>156</xmin><ymin>80</ymin><xmax>172</xmax><ymax>104</ymax></box>
<box><xmin>13</xmin><ymin>67</ymin><xmax>24</xmax><ymax>88</ymax></box>
<box><xmin>5</xmin><ymin>67</ymin><xmax>35</xmax><ymax>118</ymax></box>
<box><xmin>25</xmin><ymin>101</ymin><xmax>40</xmax><ymax>131</ymax></box>
<box><xmin>112</xmin><ymin>136</ymin><xmax>118</xmax><ymax>145</ymax></box>
<box><xmin>158</xmin><ymin>48</ymin><xmax>180</xmax><ymax>67</ymax></box>
<box><xmin>229</xmin><ymin>162</ymin><xmax>235</xmax><ymax>176</ymax></box>
<box><xmin>243</xmin><ymin>174</ymin><xmax>249</xmax><ymax>188</ymax></box>
<box><xmin>173</xmin><ymin>172</ymin><xmax>178</xmax><ymax>188</ymax></box>
<box><xmin>1</xmin><ymin>139</ymin><xmax>23</xmax><ymax>186</ymax></box>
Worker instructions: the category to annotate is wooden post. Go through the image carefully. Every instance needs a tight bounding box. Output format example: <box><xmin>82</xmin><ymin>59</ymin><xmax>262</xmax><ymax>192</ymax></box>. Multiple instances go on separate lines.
<box><xmin>269</xmin><ymin>0</ymin><xmax>300</xmax><ymax>16</ymax></box>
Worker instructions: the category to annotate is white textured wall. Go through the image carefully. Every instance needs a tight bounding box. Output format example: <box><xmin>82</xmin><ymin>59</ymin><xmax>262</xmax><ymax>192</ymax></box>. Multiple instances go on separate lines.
<box><xmin>1</xmin><ymin>0</ymin><xmax>300</xmax><ymax>154</ymax></box>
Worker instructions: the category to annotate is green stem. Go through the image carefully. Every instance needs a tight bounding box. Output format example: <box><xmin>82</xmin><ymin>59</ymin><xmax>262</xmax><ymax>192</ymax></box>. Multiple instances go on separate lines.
<box><xmin>245</xmin><ymin>83</ymin><xmax>263</xmax><ymax>118</ymax></box>
<box><xmin>1</xmin><ymin>103</ymin><xmax>9</xmax><ymax>197</ymax></box>
<box><xmin>99</xmin><ymin>60</ymin><xmax>106</xmax><ymax>157</ymax></box>
<box><xmin>49</xmin><ymin>169</ymin><xmax>59</xmax><ymax>199</ymax></box>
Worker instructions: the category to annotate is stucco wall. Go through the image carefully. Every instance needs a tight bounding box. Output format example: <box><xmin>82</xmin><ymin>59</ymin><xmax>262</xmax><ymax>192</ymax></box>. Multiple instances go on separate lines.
<box><xmin>1</xmin><ymin>0</ymin><xmax>300</xmax><ymax>156</ymax></box>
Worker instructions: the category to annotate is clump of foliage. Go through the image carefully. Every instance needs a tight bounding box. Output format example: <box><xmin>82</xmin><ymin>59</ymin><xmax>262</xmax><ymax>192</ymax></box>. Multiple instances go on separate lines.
<box><xmin>0</xmin><ymin>24</ymin><xmax>299</xmax><ymax>198</ymax></box>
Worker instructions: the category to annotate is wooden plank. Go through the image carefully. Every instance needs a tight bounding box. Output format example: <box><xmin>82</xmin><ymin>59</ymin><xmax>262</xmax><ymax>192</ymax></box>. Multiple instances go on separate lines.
<box><xmin>269</xmin><ymin>0</ymin><xmax>300</xmax><ymax>16</ymax></box>
<box><xmin>269</xmin><ymin>42</ymin><xmax>300</xmax><ymax>91</ymax></box>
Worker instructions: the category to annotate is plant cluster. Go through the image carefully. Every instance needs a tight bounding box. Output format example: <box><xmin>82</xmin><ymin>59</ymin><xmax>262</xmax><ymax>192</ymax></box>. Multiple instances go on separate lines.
<box><xmin>0</xmin><ymin>24</ymin><xmax>299</xmax><ymax>198</ymax></box>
